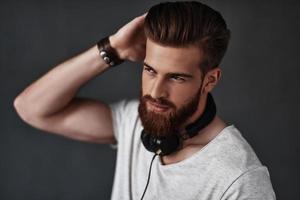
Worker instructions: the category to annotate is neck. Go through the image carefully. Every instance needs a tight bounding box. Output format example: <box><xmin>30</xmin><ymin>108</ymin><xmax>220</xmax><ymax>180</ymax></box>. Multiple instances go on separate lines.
<box><xmin>179</xmin><ymin>92</ymin><xmax>227</xmax><ymax>148</ymax></box>
<box><xmin>178</xmin><ymin>92</ymin><xmax>208</xmax><ymax>132</ymax></box>
<box><xmin>182</xmin><ymin>115</ymin><xmax>227</xmax><ymax>148</ymax></box>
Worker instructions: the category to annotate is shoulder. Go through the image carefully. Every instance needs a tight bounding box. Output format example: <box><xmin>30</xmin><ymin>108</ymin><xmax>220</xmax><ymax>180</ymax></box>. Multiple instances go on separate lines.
<box><xmin>213</xmin><ymin>125</ymin><xmax>263</xmax><ymax>173</ymax></box>
<box><xmin>198</xmin><ymin>125</ymin><xmax>276</xmax><ymax>199</ymax></box>
<box><xmin>109</xmin><ymin>98</ymin><xmax>139</xmax><ymax>117</ymax></box>
<box><xmin>199</xmin><ymin>125</ymin><xmax>267</xmax><ymax>184</ymax></box>
<box><xmin>108</xmin><ymin>99</ymin><xmax>140</xmax><ymax>143</ymax></box>
<box><xmin>220</xmin><ymin>166</ymin><xmax>276</xmax><ymax>199</ymax></box>
<box><xmin>207</xmin><ymin>125</ymin><xmax>275</xmax><ymax>198</ymax></box>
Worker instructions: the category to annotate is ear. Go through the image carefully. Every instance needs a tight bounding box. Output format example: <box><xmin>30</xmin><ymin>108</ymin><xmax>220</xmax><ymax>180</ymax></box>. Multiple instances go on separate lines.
<box><xmin>202</xmin><ymin>67</ymin><xmax>222</xmax><ymax>93</ymax></box>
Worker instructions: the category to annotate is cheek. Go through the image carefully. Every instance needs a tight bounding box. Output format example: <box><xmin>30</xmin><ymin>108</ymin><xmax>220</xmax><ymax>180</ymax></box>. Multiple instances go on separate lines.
<box><xmin>141</xmin><ymin>74</ymin><xmax>151</xmax><ymax>95</ymax></box>
<box><xmin>169</xmin><ymin>84</ymin><xmax>199</xmax><ymax>105</ymax></box>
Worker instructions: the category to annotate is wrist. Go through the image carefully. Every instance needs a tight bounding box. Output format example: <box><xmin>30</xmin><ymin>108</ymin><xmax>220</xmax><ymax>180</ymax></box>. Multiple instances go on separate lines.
<box><xmin>109</xmin><ymin>35</ymin><xmax>126</xmax><ymax>60</ymax></box>
<box><xmin>97</xmin><ymin>36</ymin><xmax>124</xmax><ymax>67</ymax></box>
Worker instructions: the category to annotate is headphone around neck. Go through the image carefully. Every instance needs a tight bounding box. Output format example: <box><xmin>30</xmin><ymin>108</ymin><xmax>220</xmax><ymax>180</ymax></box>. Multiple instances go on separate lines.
<box><xmin>140</xmin><ymin>92</ymin><xmax>216</xmax><ymax>156</ymax></box>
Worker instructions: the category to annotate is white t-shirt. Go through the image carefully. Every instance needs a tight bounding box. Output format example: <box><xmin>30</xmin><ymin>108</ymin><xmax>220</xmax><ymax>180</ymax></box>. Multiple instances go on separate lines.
<box><xmin>109</xmin><ymin>99</ymin><xmax>276</xmax><ymax>200</ymax></box>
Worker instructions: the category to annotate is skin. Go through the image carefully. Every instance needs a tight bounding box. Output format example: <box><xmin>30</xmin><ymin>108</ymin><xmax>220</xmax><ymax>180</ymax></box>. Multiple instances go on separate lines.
<box><xmin>14</xmin><ymin>13</ymin><xmax>227</xmax><ymax>165</ymax></box>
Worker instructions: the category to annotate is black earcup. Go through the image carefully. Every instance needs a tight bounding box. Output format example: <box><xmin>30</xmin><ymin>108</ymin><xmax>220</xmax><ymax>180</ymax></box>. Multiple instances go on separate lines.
<box><xmin>141</xmin><ymin>130</ymin><xmax>180</xmax><ymax>156</ymax></box>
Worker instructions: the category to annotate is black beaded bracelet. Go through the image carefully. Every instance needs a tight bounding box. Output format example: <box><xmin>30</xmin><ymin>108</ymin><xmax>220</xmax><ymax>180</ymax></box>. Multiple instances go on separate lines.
<box><xmin>96</xmin><ymin>36</ymin><xmax>124</xmax><ymax>67</ymax></box>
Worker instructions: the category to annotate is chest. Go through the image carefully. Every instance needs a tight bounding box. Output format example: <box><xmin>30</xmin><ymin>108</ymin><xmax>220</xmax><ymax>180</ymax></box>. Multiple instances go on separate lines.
<box><xmin>130</xmin><ymin>143</ymin><xmax>227</xmax><ymax>200</ymax></box>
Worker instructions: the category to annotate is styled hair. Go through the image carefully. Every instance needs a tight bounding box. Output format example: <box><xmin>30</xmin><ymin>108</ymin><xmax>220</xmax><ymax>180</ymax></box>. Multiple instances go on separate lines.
<box><xmin>144</xmin><ymin>1</ymin><xmax>231</xmax><ymax>75</ymax></box>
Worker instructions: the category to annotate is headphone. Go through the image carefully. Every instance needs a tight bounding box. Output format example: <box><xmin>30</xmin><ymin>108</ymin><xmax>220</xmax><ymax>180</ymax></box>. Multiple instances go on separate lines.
<box><xmin>140</xmin><ymin>92</ymin><xmax>216</xmax><ymax>156</ymax></box>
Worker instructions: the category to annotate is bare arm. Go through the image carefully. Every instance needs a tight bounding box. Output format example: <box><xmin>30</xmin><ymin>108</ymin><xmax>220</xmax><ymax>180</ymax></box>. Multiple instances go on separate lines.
<box><xmin>13</xmin><ymin>13</ymin><xmax>147</xmax><ymax>144</ymax></box>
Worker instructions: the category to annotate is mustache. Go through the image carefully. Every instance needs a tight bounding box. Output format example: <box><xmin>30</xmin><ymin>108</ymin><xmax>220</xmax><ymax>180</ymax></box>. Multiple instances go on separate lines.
<box><xmin>142</xmin><ymin>95</ymin><xmax>176</xmax><ymax>109</ymax></box>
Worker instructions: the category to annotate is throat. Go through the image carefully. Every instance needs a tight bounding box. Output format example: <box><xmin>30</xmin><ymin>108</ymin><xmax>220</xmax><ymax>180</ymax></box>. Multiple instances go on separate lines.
<box><xmin>159</xmin><ymin>144</ymin><xmax>204</xmax><ymax>165</ymax></box>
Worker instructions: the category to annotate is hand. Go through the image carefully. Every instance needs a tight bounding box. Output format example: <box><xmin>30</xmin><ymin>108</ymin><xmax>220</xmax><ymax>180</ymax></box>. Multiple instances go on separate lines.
<box><xmin>109</xmin><ymin>13</ymin><xmax>147</xmax><ymax>62</ymax></box>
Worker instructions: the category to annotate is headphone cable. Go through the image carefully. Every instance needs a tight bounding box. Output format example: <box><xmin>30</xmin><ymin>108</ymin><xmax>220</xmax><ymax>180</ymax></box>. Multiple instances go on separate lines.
<box><xmin>140</xmin><ymin>154</ymin><xmax>158</xmax><ymax>200</ymax></box>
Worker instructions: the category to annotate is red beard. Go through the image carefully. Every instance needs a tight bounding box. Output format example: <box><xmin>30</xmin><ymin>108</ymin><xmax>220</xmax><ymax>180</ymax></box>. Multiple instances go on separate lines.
<box><xmin>138</xmin><ymin>90</ymin><xmax>201</xmax><ymax>137</ymax></box>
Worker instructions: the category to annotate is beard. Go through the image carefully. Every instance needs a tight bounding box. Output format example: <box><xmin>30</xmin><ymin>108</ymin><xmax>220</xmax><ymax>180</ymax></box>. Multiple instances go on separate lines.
<box><xmin>138</xmin><ymin>89</ymin><xmax>201</xmax><ymax>137</ymax></box>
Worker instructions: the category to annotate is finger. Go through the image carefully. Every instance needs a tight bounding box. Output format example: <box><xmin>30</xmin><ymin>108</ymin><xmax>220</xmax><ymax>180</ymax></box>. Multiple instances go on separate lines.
<box><xmin>134</xmin><ymin>12</ymin><xmax>147</xmax><ymax>26</ymax></box>
<box><xmin>141</xmin><ymin>12</ymin><xmax>148</xmax><ymax>17</ymax></box>
<box><xmin>137</xmin><ymin>12</ymin><xmax>148</xmax><ymax>19</ymax></box>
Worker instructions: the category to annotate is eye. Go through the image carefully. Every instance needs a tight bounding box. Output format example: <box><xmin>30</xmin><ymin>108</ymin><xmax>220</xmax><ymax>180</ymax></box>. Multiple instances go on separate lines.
<box><xmin>171</xmin><ymin>76</ymin><xmax>186</xmax><ymax>83</ymax></box>
<box><xmin>144</xmin><ymin>66</ymin><xmax>156</xmax><ymax>76</ymax></box>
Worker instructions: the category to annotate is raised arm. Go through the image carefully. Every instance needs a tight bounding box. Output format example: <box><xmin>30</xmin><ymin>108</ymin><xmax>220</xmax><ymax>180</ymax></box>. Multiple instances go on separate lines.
<box><xmin>13</xmin><ymin>13</ymin><xmax>147</xmax><ymax>144</ymax></box>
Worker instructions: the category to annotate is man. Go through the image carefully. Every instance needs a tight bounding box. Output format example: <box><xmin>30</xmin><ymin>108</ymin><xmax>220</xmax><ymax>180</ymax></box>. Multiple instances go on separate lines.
<box><xmin>14</xmin><ymin>1</ymin><xmax>276</xmax><ymax>200</ymax></box>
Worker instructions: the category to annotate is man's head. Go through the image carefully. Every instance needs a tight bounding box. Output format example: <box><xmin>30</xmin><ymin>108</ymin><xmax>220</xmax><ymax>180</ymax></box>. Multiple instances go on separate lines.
<box><xmin>138</xmin><ymin>1</ymin><xmax>230</xmax><ymax>137</ymax></box>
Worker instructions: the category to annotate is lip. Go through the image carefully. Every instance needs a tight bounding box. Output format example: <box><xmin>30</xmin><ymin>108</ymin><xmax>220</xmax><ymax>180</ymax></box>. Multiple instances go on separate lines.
<box><xmin>148</xmin><ymin>101</ymin><xmax>170</xmax><ymax>112</ymax></box>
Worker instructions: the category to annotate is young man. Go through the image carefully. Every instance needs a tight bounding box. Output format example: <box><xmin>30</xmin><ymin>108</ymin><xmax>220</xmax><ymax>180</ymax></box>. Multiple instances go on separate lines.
<box><xmin>14</xmin><ymin>1</ymin><xmax>276</xmax><ymax>199</ymax></box>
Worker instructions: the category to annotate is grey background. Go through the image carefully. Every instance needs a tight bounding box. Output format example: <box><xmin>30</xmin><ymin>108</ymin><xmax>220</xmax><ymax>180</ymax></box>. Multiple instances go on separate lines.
<box><xmin>1</xmin><ymin>0</ymin><xmax>299</xmax><ymax>199</ymax></box>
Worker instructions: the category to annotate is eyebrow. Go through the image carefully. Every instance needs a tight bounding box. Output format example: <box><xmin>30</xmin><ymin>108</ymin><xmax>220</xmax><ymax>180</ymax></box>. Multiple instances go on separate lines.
<box><xmin>143</xmin><ymin>62</ymin><xmax>194</xmax><ymax>78</ymax></box>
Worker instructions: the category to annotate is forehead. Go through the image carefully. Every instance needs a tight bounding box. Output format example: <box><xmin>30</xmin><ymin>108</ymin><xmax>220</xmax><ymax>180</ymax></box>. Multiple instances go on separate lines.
<box><xmin>144</xmin><ymin>39</ymin><xmax>204</xmax><ymax>75</ymax></box>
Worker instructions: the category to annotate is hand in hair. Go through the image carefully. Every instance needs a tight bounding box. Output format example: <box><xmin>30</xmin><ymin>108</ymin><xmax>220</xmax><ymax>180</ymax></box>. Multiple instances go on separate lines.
<box><xmin>109</xmin><ymin>13</ymin><xmax>147</xmax><ymax>62</ymax></box>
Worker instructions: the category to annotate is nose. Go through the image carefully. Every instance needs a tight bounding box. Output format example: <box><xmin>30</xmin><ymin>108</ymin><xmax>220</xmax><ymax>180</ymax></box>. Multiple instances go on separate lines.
<box><xmin>149</xmin><ymin>78</ymin><xmax>168</xmax><ymax>99</ymax></box>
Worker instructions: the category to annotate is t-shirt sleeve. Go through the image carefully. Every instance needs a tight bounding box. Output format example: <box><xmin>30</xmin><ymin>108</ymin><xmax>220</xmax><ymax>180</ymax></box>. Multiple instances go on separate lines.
<box><xmin>221</xmin><ymin>166</ymin><xmax>276</xmax><ymax>200</ymax></box>
<box><xmin>108</xmin><ymin>99</ymin><xmax>139</xmax><ymax>149</ymax></box>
